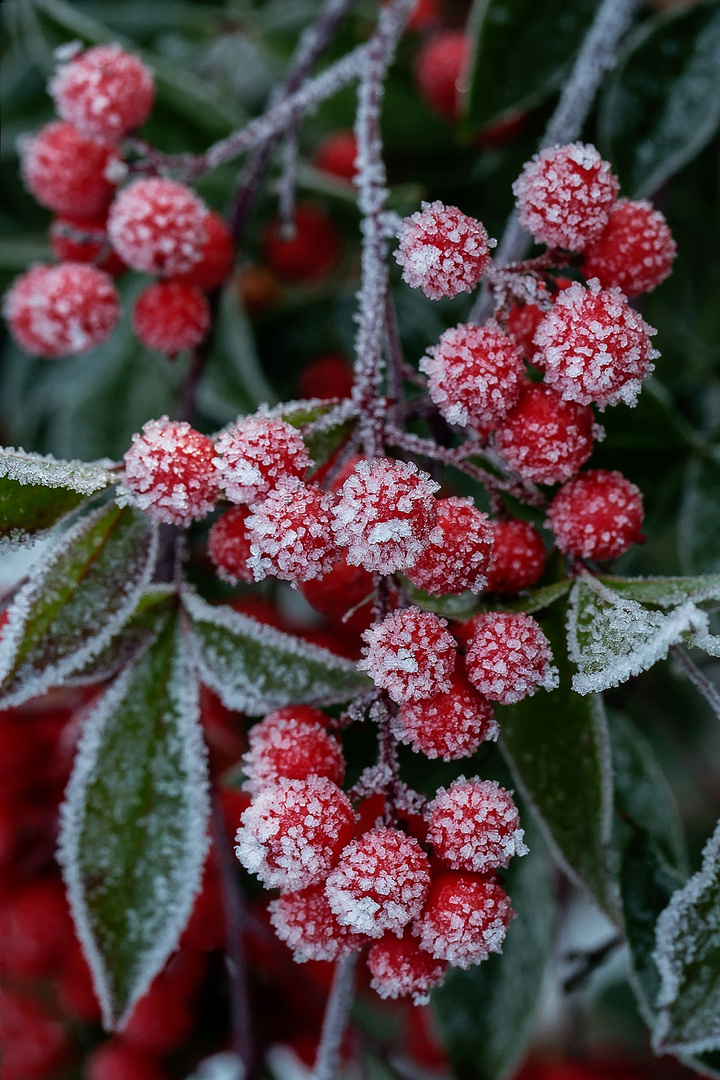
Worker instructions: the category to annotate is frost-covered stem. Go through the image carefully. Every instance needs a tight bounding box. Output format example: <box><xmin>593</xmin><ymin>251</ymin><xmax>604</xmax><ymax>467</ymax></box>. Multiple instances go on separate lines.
<box><xmin>670</xmin><ymin>645</ymin><xmax>720</xmax><ymax>723</ymax></box>
<box><xmin>277</xmin><ymin>128</ymin><xmax>300</xmax><ymax>231</ymax></box>
<box><xmin>384</xmin><ymin>293</ymin><xmax>405</xmax><ymax>404</ymax></box>
<box><xmin>312</xmin><ymin>952</ymin><xmax>358</xmax><ymax>1080</ymax></box>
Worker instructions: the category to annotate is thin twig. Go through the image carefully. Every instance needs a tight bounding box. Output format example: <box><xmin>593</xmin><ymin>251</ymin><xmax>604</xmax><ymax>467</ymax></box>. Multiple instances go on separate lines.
<box><xmin>670</xmin><ymin>645</ymin><xmax>720</xmax><ymax>723</ymax></box>
<box><xmin>312</xmin><ymin>952</ymin><xmax>359</xmax><ymax>1080</ymax></box>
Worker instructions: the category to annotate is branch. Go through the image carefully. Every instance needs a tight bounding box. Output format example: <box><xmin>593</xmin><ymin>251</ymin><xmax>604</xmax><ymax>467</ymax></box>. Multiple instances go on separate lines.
<box><xmin>670</xmin><ymin>645</ymin><xmax>720</xmax><ymax>723</ymax></box>
<box><xmin>312</xmin><ymin>952</ymin><xmax>359</xmax><ymax>1080</ymax></box>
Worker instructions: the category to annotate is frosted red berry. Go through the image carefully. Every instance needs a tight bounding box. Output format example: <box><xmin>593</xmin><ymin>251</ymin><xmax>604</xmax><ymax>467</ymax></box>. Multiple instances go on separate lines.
<box><xmin>262</xmin><ymin>704</ymin><xmax>332</xmax><ymax>730</ymax></box>
<box><xmin>108</xmin><ymin>178</ymin><xmax>207</xmax><ymax>276</ymax></box>
<box><xmin>413</xmin><ymin>31</ymin><xmax>469</xmax><ymax>122</ymax></box>
<box><xmin>367</xmin><ymin>933</ymin><xmax>448</xmax><ymax>1005</ymax></box>
<box><xmin>86</xmin><ymin>1041</ymin><xmax>168</xmax><ymax>1080</ymax></box>
<box><xmin>325</xmin><ymin>826</ymin><xmax>431</xmax><ymax>938</ymax></box>
<box><xmin>213</xmin><ymin>414</ymin><xmax>312</xmax><ymax>504</ymax></box>
<box><xmin>426</xmin><ymin>777</ymin><xmax>528</xmax><ymax>874</ymax></box>
<box><xmin>359</xmin><ymin>607</ymin><xmax>457</xmax><ymax>704</ymax></box>
<box><xmin>582</xmin><ymin>198</ymin><xmax>677</xmax><ymax>296</ymax></box>
<box><xmin>486</xmin><ymin>518</ymin><xmax>546</xmax><ymax>595</ymax></box>
<box><xmin>235</xmin><ymin>776</ymin><xmax>354</xmax><ymax>891</ymax></box>
<box><xmin>314</xmin><ymin>130</ymin><xmax>358</xmax><ymax>182</ymax></box>
<box><xmin>49</xmin><ymin>44</ymin><xmax>155</xmax><ymax>143</ymax></box>
<box><xmin>415</xmin><ymin>871</ymin><xmax>514</xmax><ymax>968</ymax></box>
<box><xmin>133</xmin><ymin>281</ymin><xmax>210</xmax><ymax>355</ymax></box>
<box><xmin>421</xmin><ymin>320</ymin><xmax>524</xmax><ymax>430</ymax></box>
<box><xmin>332</xmin><ymin>458</ymin><xmax>439</xmax><ymax>574</ymax></box>
<box><xmin>548</xmin><ymin>468</ymin><xmax>645</xmax><ymax>561</ymax></box>
<box><xmin>534</xmin><ymin>280</ymin><xmax>658</xmax><ymax>408</ymax></box>
<box><xmin>513</xmin><ymin>142</ymin><xmax>619</xmax><ymax>250</ymax></box>
<box><xmin>242</xmin><ymin>713</ymin><xmax>345</xmax><ymax>793</ymax></box>
<box><xmin>406</xmin><ymin>496</ymin><xmax>494</xmax><ymax>595</ymax></box>
<box><xmin>465</xmin><ymin>611</ymin><xmax>557</xmax><ymax>704</ymax></box>
<box><xmin>49</xmin><ymin>214</ymin><xmax>126</xmax><ymax>276</ymax></box>
<box><xmin>263</xmin><ymin>203</ymin><xmax>341</xmax><ymax>283</ymax></box>
<box><xmin>120</xmin><ymin>416</ymin><xmax>219</xmax><ymax>524</ymax></box>
<box><xmin>269</xmin><ymin>884</ymin><xmax>367</xmax><ymax>962</ymax></box>
<box><xmin>300</xmin><ymin>553</ymin><xmax>375</xmax><ymax>634</ymax></box>
<box><xmin>395</xmin><ymin>201</ymin><xmax>493</xmax><ymax>300</ymax></box>
<box><xmin>494</xmin><ymin>383</ymin><xmax>595</xmax><ymax>484</ymax></box>
<box><xmin>297</xmin><ymin>352</ymin><xmax>354</xmax><ymax>400</ymax></box>
<box><xmin>392</xmin><ymin>666</ymin><xmax>498</xmax><ymax>761</ymax></box>
<box><xmin>208</xmin><ymin>506</ymin><xmax>254</xmax><ymax>584</ymax></box>
<box><xmin>246</xmin><ymin>478</ymin><xmax>339</xmax><ymax>583</ymax></box>
<box><xmin>174</xmin><ymin>210</ymin><xmax>235</xmax><ymax>293</ymax></box>
<box><xmin>4</xmin><ymin>263</ymin><xmax>119</xmax><ymax>358</ymax></box>
<box><xmin>20</xmin><ymin>120</ymin><xmax>121</xmax><ymax>218</ymax></box>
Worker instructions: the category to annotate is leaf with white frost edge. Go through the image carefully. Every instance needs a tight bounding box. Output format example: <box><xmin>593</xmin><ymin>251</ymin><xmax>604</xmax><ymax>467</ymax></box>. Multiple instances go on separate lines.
<box><xmin>599</xmin><ymin>574</ymin><xmax>720</xmax><ymax>610</ymax></box>
<box><xmin>58</xmin><ymin>617</ymin><xmax>210</xmax><ymax>1031</ymax></box>
<box><xmin>183</xmin><ymin>587</ymin><xmax>370</xmax><ymax>715</ymax></box>
<box><xmin>653</xmin><ymin>818</ymin><xmax>720</xmax><ymax>1056</ymax></box>
<box><xmin>0</xmin><ymin>503</ymin><xmax>157</xmax><ymax>708</ymax></box>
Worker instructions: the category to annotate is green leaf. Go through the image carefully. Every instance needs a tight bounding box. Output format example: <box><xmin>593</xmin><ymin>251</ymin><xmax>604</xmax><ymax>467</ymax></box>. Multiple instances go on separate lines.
<box><xmin>403</xmin><ymin>578</ymin><xmax>572</xmax><ymax>621</ymax></box>
<box><xmin>434</xmin><ymin>815</ymin><xmax>555</xmax><ymax>1080</ymax></box>
<box><xmin>183</xmin><ymin>588</ymin><xmax>370</xmax><ymax>715</ymax></box>
<box><xmin>283</xmin><ymin>400</ymin><xmax>358</xmax><ymax>469</ymax></box>
<box><xmin>598</xmin><ymin>4</ymin><xmax>720</xmax><ymax>196</ymax></box>
<box><xmin>679</xmin><ymin>456</ymin><xmax>720</xmax><ymax>574</ymax></box>
<box><xmin>0</xmin><ymin>503</ymin><xmax>157</xmax><ymax>707</ymax></box>
<box><xmin>0</xmin><ymin>447</ymin><xmax>113</xmax><ymax>551</ymax></box>
<box><xmin>599</xmin><ymin>574</ymin><xmax>720</xmax><ymax>610</ymax></box>
<box><xmin>58</xmin><ymin>615</ymin><xmax>209</xmax><ymax>1030</ymax></box>
<box><xmin>464</xmin><ymin>0</ymin><xmax>599</xmax><ymax>130</ymax></box>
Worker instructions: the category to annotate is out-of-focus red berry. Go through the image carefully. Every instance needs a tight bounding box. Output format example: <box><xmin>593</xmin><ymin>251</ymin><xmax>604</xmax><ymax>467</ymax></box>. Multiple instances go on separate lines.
<box><xmin>0</xmin><ymin>988</ymin><xmax>71</xmax><ymax>1080</ymax></box>
<box><xmin>174</xmin><ymin>210</ymin><xmax>235</xmax><ymax>292</ymax></box>
<box><xmin>21</xmin><ymin>120</ymin><xmax>121</xmax><ymax>218</ymax></box>
<box><xmin>413</xmin><ymin>31</ymin><xmax>469</xmax><ymax>122</ymax></box>
<box><xmin>263</xmin><ymin>204</ymin><xmax>342</xmax><ymax>283</ymax></box>
<box><xmin>86</xmin><ymin>1040</ymin><xmax>169</xmax><ymax>1080</ymax></box>
<box><xmin>297</xmin><ymin>353</ymin><xmax>354</xmax><ymax>400</ymax></box>
<box><xmin>314</xmin><ymin>131</ymin><xmax>358</xmax><ymax>182</ymax></box>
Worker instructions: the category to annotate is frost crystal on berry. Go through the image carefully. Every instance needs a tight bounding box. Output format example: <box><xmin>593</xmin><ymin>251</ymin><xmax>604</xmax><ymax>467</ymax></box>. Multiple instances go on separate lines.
<box><xmin>465</xmin><ymin>611</ymin><xmax>557</xmax><ymax>704</ymax></box>
<box><xmin>533</xmin><ymin>280</ymin><xmax>658</xmax><ymax>408</ymax></box>
<box><xmin>392</xmin><ymin>667</ymin><xmax>498</xmax><ymax>761</ymax></box>
<box><xmin>133</xmin><ymin>281</ymin><xmax>210</xmax><ymax>356</ymax></box>
<box><xmin>332</xmin><ymin>458</ymin><xmax>439</xmax><ymax>574</ymax></box>
<box><xmin>367</xmin><ymin>933</ymin><xmax>448</xmax><ymax>1005</ymax></box>
<box><xmin>208</xmin><ymin>507</ymin><xmax>254</xmax><ymax>584</ymax></box>
<box><xmin>486</xmin><ymin>518</ymin><xmax>546</xmax><ymax>595</ymax></box>
<box><xmin>213</xmin><ymin>414</ymin><xmax>312</xmax><ymax>504</ymax></box>
<box><xmin>359</xmin><ymin>607</ymin><xmax>457</xmax><ymax>704</ymax></box>
<box><xmin>415</xmin><ymin>871</ymin><xmax>514</xmax><ymax>968</ymax></box>
<box><xmin>406</xmin><ymin>496</ymin><xmax>494</xmax><ymax>595</ymax></box>
<box><xmin>548</xmin><ymin>468</ymin><xmax>645</xmax><ymax>561</ymax></box>
<box><xmin>325</xmin><ymin>827</ymin><xmax>431</xmax><ymax>938</ymax></box>
<box><xmin>493</xmin><ymin>383</ymin><xmax>595</xmax><ymax>484</ymax></box>
<box><xmin>20</xmin><ymin>121</ymin><xmax>120</xmax><ymax>219</ymax></box>
<box><xmin>426</xmin><ymin>778</ymin><xmax>528</xmax><ymax>873</ymax></box>
<box><xmin>49</xmin><ymin>44</ymin><xmax>155</xmax><ymax>143</ymax></box>
<box><xmin>242</xmin><ymin>714</ymin><xmax>345</xmax><ymax>794</ymax></box>
<box><xmin>269</xmin><ymin>884</ymin><xmax>367</xmax><ymax>963</ymax></box>
<box><xmin>582</xmin><ymin>198</ymin><xmax>677</xmax><ymax>296</ymax></box>
<box><xmin>395</xmin><ymin>201</ymin><xmax>493</xmax><ymax>300</ymax></box>
<box><xmin>117</xmin><ymin>417</ymin><xmax>219</xmax><ymax>525</ymax></box>
<box><xmin>246</xmin><ymin>478</ymin><xmax>339</xmax><ymax>583</ymax></box>
<box><xmin>513</xmin><ymin>142</ymin><xmax>619</xmax><ymax>250</ymax></box>
<box><xmin>235</xmin><ymin>776</ymin><xmax>354</xmax><ymax>892</ymax></box>
<box><xmin>420</xmin><ymin>321</ymin><xmax>524</xmax><ymax>430</ymax></box>
<box><xmin>107</xmin><ymin>178</ymin><xmax>207</xmax><ymax>276</ymax></box>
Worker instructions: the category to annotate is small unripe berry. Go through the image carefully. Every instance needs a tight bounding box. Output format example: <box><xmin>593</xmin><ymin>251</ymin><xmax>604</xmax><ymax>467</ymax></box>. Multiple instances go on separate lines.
<box><xmin>513</xmin><ymin>142</ymin><xmax>619</xmax><ymax>250</ymax></box>
<box><xmin>426</xmin><ymin>778</ymin><xmax>528</xmax><ymax>873</ymax></box>
<box><xmin>393</xmin><ymin>667</ymin><xmax>498</xmax><ymax>761</ymax></box>
<box><xmin>395</xmin><ymin>201</ymin><xmax>493</xmax><ymax>300</ymax></box>
<box><xmin>359</xmin><ymin>607</ymin><xmax>457</xmax><ymax>704</ymax></box>
<box><xmin>263</xmin><ymin>203</ymin><xmax>341</xmax><ymax>283</ymax></box>
<box><xmin>420</xmin><ymin>320</ymin><xmax>524</xmax><ymax>430</ymax></box>
<box><xmin>548</xmin><ymin>468</ymin><xmax>645</xmax><ymax>561</ymax></box>
<box><xmin>465</xmin><ymin>611</ymin><xmax>557</xmax><ymax>704</ymax></box>
<box><xmin>367</xmin><ymin>933</ymin><xmax>448</xmax><ymax>1005</ymax></box>
<box><xmin>486</xmin><ymin>518</ymin><xmax>546</xmax><ymax>595</ymax></box>
<box><xmin>314</xmin><ymin>131</ymin><xmax>358</xmax><ymax>181</ymax></box>
<box><xmin>49</xmin><ymin>44</ymin><xmax>155</xmax><ymax>143</ymax></box>
<box><xmin>246</xmin><ymin>478</ymin><xmax>339</xmax><ymax>583</ymax></box>
<box><xmin>297</xmin><ymin>353</ymin><xmax>354</xmax><ymax>400</ymax></box>
<box><xmin>533</xmin><ymin>280</ymin><xmax>658</xmax><ymax>409</ymax></box>
<box><xmin>174</xmin><ymin>210</ymin><xmax>235</xmax><ymax>293</ymax></box>
<box><xmin>133</xmin><ymin>281</ymin><xmax>210</xmax><ymax>356</ymax></box>
<box><xmin>49</xmin><ymin>214</ymin><xmax>126</xmax><ymax>276</ymax></box>
<box><xmin>269</xmin><ymin>884</ymin><xmax>367</xmax><ymax>962</ymax></box>
<box><xmin>325</xmin><ymin>827</ymin><xmax>432</xmax><ymax>938</ymax></box>
<box><xmin>493</xmin><ymin>383</ymin><xmax>595</xmax><ymax>484</ymax></box>
<box><xmin>108</xmin><ymin>178</ymin><xmax>207</xmax><ymax>276</ymax></box>
<box><xmin>86</xmin><ymin>1041</ymin><xmax>168</xmax><ymax>1080</ymax></box>
<box><xmin>332</xmin><ymin>458</ymin><xmax>439</xmax><ymax>574</ymax></box>
<box><xmin>406</xmin><ymin>496</ymin><xmax>494</xmax><ymax>595</ymax></box>
<box><xmin>4</xmin><ymin>263</ymin><xmax>119</xmax><ymax>358</ymax></box>
<box><xmin>208</xmin><ymin>506</ymin><xmax>254</xmax><ymax>584</ymax></box>
<box><xmin>235</xmin><ymin>776</ymin><xmax>354</xmax><ymax>891</ymax></box>
<box><xmin>242</xmin><ymin>714</ymin><xmax>345</xmax><ymax>793</ymax></box>
<box><xmin>213</xmin><ymin>414</ymin><xmax>312</xmax><ymax>504</ymax></box>
<box><xmin>415</xmin><ymin>871</ymin><xmax>514</xmax><ymax>968</ymax></box>
<box><xmin>582</xmin><ymin>198</ymin><xmax>677</xmax><ymax>296</ymax></box>
<box><xmin>119</xmin><ymin>417</ymin><xmax>219</xmax><ymax>524</ymax></box>
<box><xmin>20</xmin><ymin>120</ymin><xmax>121</xmax><ymax>218</ymax></box>
<box><xmin>413</xmin><ymin>31</ymin><xmax>469</xmax><ymax>122</ymax></box>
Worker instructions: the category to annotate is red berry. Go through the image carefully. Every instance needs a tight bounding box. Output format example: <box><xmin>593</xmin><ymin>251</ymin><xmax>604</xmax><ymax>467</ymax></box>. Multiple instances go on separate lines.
<box><xmin>49</xmin><ymin>44</ymin><xmax>155</xmax><ymax>143</ymax></box>
<box><xmin>406</xmin><ymin>0</ymin><xmax>443</xmax><ymax>34</ymax></box>
<box><xmin>49</xmin><ymin>214</ymin><xmax>126</xmax><ymax>276</ymax></box>
<box><xmin>180</xmin><ymin>864</ymin><xmax>225</xmax><ymax>953</ymax></box>
<box><xmin>57</xmin><ymin>938</ymin><xmax>102</xmax><ymax>1024</ymax></box>
<box><xmin>534</xmin><ymin>280</ymin><xmax>658</xmax><ymax>408</ymax></box>
<box><xmin>213</xmin><ymin>413</ymin><xmax>312</xmax><ymax>504</ymax></box>
<box><xmin>415</xmin><ymin>871</ymin><xmax>514</xmax><ymax>968</ymax></box>
<box><xmin>269</xmin><ymin>884</ymin><xmax>367</xmax><ymax>962</ymax></box>
<box><xmin>314</xmin><ymin>131</ymin><xmax>358</xmax><ymax>182</ymax></box>
<box><xmin>133</xmin><ymin>281</ymin><xmax>210</xmax><ymax>356</ymax></box>
<box><xmin>86</xmin><ymin>1041</ymin><xmax>169</xmax><ymax>1080</ymax></box>
<box><xmin>413</xmin><ymin>31</ymin><xmax>469</xmax><ymax>122</ymax></box>
<box><xmin>494</xmin><ymin>383</ymin><xmax>595</xmax><ymax>484</ymax></box>
<box><xmin>300</xmin><ymin>553</ymin><xmax>375</xmax><ymax>634</ymax></box>
<box><xmin>120</xmin><ymin>417</ymin><xmax>219</xmax><ymax>524</ymax></box>
<box><xmin>4</xmin><ymin>262</ymin><xmax>119</xmax><ymax>358</ymax></box>
<box><xmin>406</xmin><ymin>496</ymin><xmax>494</xmax><ymax>595</ymax></box>
<box><xmin>367</xmin><ymin>933</ymin><xmax>447</xmax><ymax>1004</ymax></box>
<box><xmin>108</xmin><ymin>178</ymin><xmax>207</xmax><ymax>276</ymax></box>
<box><xmin>465</xmin><ymin>611</ymin><xmax>557</xmax><ymax>704</ymax></box>
<box><xmin>246</xmin><ymin>478</ymin><xmax>339</xmax><ymax>583</ymax></box>
<box><xmin>263</xmin><ymin>203</ymin><xmax>341</xmax><ymax>283</ymax></box>
<box><xmin>392</xmin><ymin>666</ymin><xmax>498</xmax><ymax>761</ymax></box>
<box><xmin>359</xmin><ymin>607</ymin><xmax>457</xmax><ymax>704</ymax></box>
<box><xmin>0</xmin><ymin>878</ymin><xmax>73</xmax><ymax>979</ymax></box>
<box><xmin>332</xmin><ymin>458</ymin><xmax>439</xmax><ymax>574</ymax></box>
<box><xmin>261</xmin><ymin>705</ymin><xmax>332</xmax><ymax>729</ymax></box>
<box><xmin>0</xmin><ymin>988</ymin><xmax>71</xmax><ymax>1080</ymax></box>
<box><xmin>582</xmin><ymin>198</ymin><xmax>677</xmax><ymax>296</ymax></box>
<box><xmin>208</xmin><ymin>506</ymin><xmax>254</xmax><ymax>584</ymax></box>
<box><xmin>161</xmin><ymin>948</ymin><xmax>208</xmax><ymax>1000</ymax></box>
<box><xmin>548</xmin><ymin>468</ymin><xmax>645</xmax><ymax>561</ymax></box>
<box><xmin>243</xmin><ymin>714</ymin><xmax>345</xmax><ymax>793</ymax></box>
<box><xmin>506</xmin><ymin>300</ymin><xmax>547</xmax><ymax>360</ymax></box>
<box><xmin>395</xmin><ymin>201</ymin><xmax>492</xmax><ymax>300</ymax></box>
<box><xmin>325</xmin><ymin>827</ymin><xmax>431</xmax><ymax>938</ymax></box>
<box><xmin>174</xmin><ymin>210</ymin><xmax>235</xmax><ymax>292</ymax></box>
<box><xmin>235</xmin><ymin>776</ymin><xmax>354</xmax><ymax>891</ymax></box>
<box><xmin>21</xmin><ymin>120</ymin><xmax>121</xmax><ymax>218</ymax></box>
<box><xmin>297</xmin><ymin>352</ymin><xmax>354</xmax><ymax>400</ymax></box>
<box><xmin>420</xmin><ymin>320</ymin><xmax>524</xmax><ymax>430</ymax></box>
<box><xmin>123</xmin><ymin>980</ymin><xmax>193</xmax><ymax>1057</ymax></box>
<box><xmin>426</xmin><ymin>777</ymin><xmax>528</xmax><ymax>873</ymax></box>
<box><xmin>485</xmin><ymin>518</ymin><xmax>546</xmax><ymax>595</ymax></box>
<box><xmin>513</xmin><ymin>142</ymin><xmax>619</xmax><ymax>250</ymax></box>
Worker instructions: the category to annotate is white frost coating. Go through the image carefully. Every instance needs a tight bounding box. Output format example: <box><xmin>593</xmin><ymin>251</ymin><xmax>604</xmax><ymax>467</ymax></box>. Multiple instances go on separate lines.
<box><xmin>601</xmin><ymin>574</ymin><xmax>720</xmax><ymax>609</ymax></box>
<box><xmin>58</xmin><ymin>626</ymin><xmax>210</xmax><ymax>1031</ymax></box>
<box><xmin>652</xmin><ymin>818</ymin><xmax>720</xmax><ymax>1056</ymax></box>
<box><xmin>0</xmin><ymin>506</ymin><xmax>158</xmax><ymax>708</ymax></box>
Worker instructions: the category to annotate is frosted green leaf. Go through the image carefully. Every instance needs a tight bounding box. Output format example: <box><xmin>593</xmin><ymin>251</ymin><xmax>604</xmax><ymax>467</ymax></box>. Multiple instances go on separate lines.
<box><xmin>599</xmin><ymin>574</ymin><xmax>720</xmax><ymax>609</ymax></box>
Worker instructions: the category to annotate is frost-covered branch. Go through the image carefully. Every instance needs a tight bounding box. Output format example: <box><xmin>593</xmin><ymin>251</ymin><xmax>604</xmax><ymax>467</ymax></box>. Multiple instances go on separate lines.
<box><xmin>671</xmin><ymin>645</ymin><xmax>720</xmax><ymax>724</ymax></box>
<box><xmin>311</xmin><ymin>952</ymin><xmax>358</xmax><ymax>1080</ymax></box>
